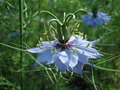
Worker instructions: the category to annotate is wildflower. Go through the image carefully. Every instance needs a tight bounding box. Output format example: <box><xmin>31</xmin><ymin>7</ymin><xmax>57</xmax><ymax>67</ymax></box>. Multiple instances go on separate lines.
<box><xmin>0</xmin><ymin>0</ymin><xmax>4</xmax><ymax>2</ymax></box>
<box><xmin>8</xmin><ymin>32</ymin><xmax>20</xmax><ymax>37</ymax></box>
<box><xmin>28</xmin><ymin>35</ymin><xmax>102</xmax><ymax>74</ymax></box>
<box><xmin>81</xmin><ymin>12</ymin><xmax>110</xmax><ymax>28</ymax></box>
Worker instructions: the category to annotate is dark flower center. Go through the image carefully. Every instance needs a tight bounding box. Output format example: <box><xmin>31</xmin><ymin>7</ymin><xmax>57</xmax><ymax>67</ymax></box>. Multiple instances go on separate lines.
<box><xmin>92</xmin><ymin>11</ymin><xmax>97</xmax><ymax>18</ymax></box>
<box><xmin>54</xmin><ymin>40</ymin><xmax>71</xmax><ymax>50</ymax></box>
<box><xmin>92</xmin><ymin>7</ymin><xmax>98</xmax><ymax>18</ymax></box>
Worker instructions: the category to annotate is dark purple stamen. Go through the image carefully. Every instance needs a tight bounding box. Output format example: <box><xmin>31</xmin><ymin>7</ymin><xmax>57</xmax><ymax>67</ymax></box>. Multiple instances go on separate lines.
<box><xmin>54</xmin><ymin>40</ymin><xmax>71</xmax><ymax>50</ymax></box>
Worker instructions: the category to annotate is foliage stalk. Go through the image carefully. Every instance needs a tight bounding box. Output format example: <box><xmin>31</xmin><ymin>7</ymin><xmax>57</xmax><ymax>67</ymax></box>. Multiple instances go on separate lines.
<box><xmin>19</xmin><ymin>0</ymin><xmax>24</xmax><ymax>89</ymax></box>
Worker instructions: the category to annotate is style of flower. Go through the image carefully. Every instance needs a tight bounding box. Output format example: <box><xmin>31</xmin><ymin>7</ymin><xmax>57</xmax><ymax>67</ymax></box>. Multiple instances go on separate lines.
<box><xmin>81</xmin><ymin>12</ymin><xmax>110</xmax><ymax>28</ymax></box>
<box><xmin>28</xmin><ymin>35</ymin><xmax>102</xmax><ymax>74</ymax></box>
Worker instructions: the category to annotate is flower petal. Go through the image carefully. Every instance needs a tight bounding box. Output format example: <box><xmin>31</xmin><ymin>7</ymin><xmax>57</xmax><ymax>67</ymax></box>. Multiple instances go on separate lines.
<box><xmin>75</xmin><ymin>46</ymin><xmax>102</xmax><ymax>59</ymax></box>
<box><xmin>68</xmin><ymin>36</ymin><xmax>77</xmax><ymax>44</ymax></box>
<box><xmin>40</xmin><ymin>41</ymin><xmax>55</xmax><ymax>48</ymax></box>
<box><xmin>59</xmin><ymin>50</ymin><xmax>79</xmax><ymax>68</ymax></box>
<box><xmin>71</xmin><ymin>62</ymin><xmax>84</xmax><ymax>75</ymax></box>
<box><xmin>59</xmin><ymin>51</ymin><xmax>69</xmax><ymax>64</ymax></box>
<box><xmin>78</xmin><ymin>53</ymin><xmax>91</xmax><ymax>65</ymax></box>
<box><xmin>69</xmin><ymin>35</ymin><xmax>90</xmax><ymax>47</ymax></box>
<box><xmin>27</xmin><ymin>47</ymin><xmax>44</xmax><ymax>53</ymax></box>
<box><xmin>55</xmin><ymin>58</ymin><xmax>67</xmax><ymax>72</ymax></box>
<box><xmin>34</xmin><ymin>49</ymin><xmax>55</xmax><ymax>66</ymax></box>
<box><xmin>81</xmin><ymin>12</ymin><xmax>110</xmax><ymax>27</ymax></box>
<box><xmin>47</xmin><ymin>51</ymin><xmax>60</xmax><ymax>64</ymax></box>
<box><xmin>67</xmin><ymin>51</ymin><xmax>79</xmax><ymax>68</ymax></box>
<box><xmin>90</xmin><ymin>39</ymin><xmax>99</xmax><ymax>47</ymax></box>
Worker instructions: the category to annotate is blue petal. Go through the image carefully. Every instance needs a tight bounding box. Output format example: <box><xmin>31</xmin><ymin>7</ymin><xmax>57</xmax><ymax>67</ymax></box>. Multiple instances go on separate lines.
<box><xmin>34</xmin><ymin>49</ymin><xmax>55</xmax><ymax>66</ymax></box>
<box><xmin>100</xmin><ymin>16</ymin><xmax>110</xmax><ymax>23</ymax></box>
<box><xmin>38</xmin><ymin>40</ymin><xmax>58</xmax><ymax>49</ymax></box>
<box><xmin>59</xmin><ymin>51</ymin><xmax>69</xmax><ymax>64</ymax></box>
<box><xmin>81</xmin><ymin>13</ymin><xmax>92</xmax><ymax>19</ymax></box>
<box><xmin>55</xmin><ymin>58</ymin><xmax>67</xmax><ymax>72</ymax></box>
<box><xmin>27</xmin><ymin>47</ymin><xmax>44</xmax><ymax>53</ymax></box>
<box><xmin>77</xmin><ymin>53</ymin><xmax>91</xmax><ymax>65</ymax></box>
<box><xmin>59</xmin><ymin>50</ymin><xmax>79</xmax><ymax>68</ymax></box>
<box><xmin>94</xmin><ymin>18</ymin><xmax>104</xmax><ymax>25</ymax></box>
<box><xmin>90</xmin><ymin>40</ymin><xmax>99</xmax><ymax>47</ymax></box>
<box><xmin>71</xmin><ymin>62</ymin><xmax>84</xmax><ymax>75</ymax></box>
<box><xmin>85</xmin><ymin>18</ymin><xmax>95</xmax><ymax>25</ymax></box>
<box><xmin>47</xmin><ymin>51</ymin><xmax>60</xmax><ymax>64</ymax></box>
<box><xmin>8</xmin><ymin>32</ymin><xmax>20</xmax><ymax>37</ymax></box>
<box><xmin>68</xmin><ymin>36</ymin><xmax>77</xmax><ymax>44</ymax></box>
<box><xmin>78</xmin><ymin>40</ymin><xmax>90</xmax><ymax>47</ymax></box>
<box><xmin>76</xmin><ymin>47</ymin><xmax>102</xmax><ymax>59</ymax></box>
<box><xmin>68</xmin><ymin>35</ymin><xmax>84</xmax><ymax>46</ymax></box>
<box><xmin>67</xmin><ymin>51</ymin><xmax>79</xmax><ymax>68</ymax></box>
<box><xmin>98</xmin><ymin>12</ymin><xmax>108</xmax><ymax>17</ymax></box>
<box><xmin>40</xmin><ymin>41</ymin><xmax>55</xmax><ymax>49</ymax></box>
<box><xmin>68</xmin><ymin>35</ymin><xmax>90</xmax><ymax>47</ymax></box>
<box><xmin>81</xmin><ymin>12</ymin><xmax>110</xmax><ymax>27</ymax></box>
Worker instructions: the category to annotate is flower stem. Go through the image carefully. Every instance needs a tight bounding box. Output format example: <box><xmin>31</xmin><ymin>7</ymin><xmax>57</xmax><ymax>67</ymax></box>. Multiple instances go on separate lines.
<box><xmin>55</xmin><ymin>72</ymin><xmax>61</xmax><ymax>90</ymax></box>
<box><xmin>19</xmin><ymin>0</ymin><xmax>24</xmax><ymax>89</ymax></box>
<box><xmin>91</xmin><ymin>67</ymin><xmax>97</xmax><ymax>90</ymax></box>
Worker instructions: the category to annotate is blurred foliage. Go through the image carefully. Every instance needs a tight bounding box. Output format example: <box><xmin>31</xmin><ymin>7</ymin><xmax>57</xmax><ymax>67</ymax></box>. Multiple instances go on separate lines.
<box><xmin>0</xmin><ymin>0</ymin><xmax>120</xmax><ymax>90</ymax></box>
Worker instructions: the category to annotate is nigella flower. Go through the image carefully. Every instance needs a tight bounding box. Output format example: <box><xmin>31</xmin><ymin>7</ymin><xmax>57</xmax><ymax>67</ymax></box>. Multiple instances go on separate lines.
<box><xmin>28</xmin><ymin>35</ymin><xmax>102</xmax><ymax>74</ymax></box>
<box><xmin>0</xmin><ymin>0</ymin><xmax>4</xmax><ymax>2</ymax></box>
<box><xmin>8</xmin><ymin>32</ymin><xmax>20</xmax><ymax>37</ymax></box>
<box><xmin>81</xmin><ymin>12</ymin><xmax>110</xmax><ymax>28</ymax></box>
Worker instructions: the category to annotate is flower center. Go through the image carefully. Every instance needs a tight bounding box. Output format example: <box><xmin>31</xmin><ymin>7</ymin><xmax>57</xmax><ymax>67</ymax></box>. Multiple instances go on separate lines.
<box><xmin>92</xmin><ymin>11</ymin><xmax>97</xmax><ymax>18</ymax></box>
<box><xmin>92</xmin><ymin>7</ymin><xmax>98</xmax><ymax>18</ymax></box>
<box><xmin>54</xmin><ymin>40</ymin><xmax>71</xmax><ymax>50</ymax></box>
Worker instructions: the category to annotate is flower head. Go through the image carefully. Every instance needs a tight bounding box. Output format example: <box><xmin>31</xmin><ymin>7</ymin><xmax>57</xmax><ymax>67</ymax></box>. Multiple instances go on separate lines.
<box><xmin>8</xmin><ymin>32</ymin><xmax>20</xmax><ymax>37</ymax></box>
<box><xmin>81</xmin><ymin>12</ymin><xmax>110</xmax><ymax>28</ymax></box>
<box><xmin>0</xmin><ymin>0</ymin><xmax>4</xmax><ymax>2</ymax></box>
<box><xmin>28</xmin><ymin>35</ymin><xmax>102</xmax><ymax>74</ymax></box>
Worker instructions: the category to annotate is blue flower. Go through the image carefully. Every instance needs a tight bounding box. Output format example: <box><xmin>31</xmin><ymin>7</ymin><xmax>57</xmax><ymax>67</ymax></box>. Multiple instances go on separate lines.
<box><xmin>8</xmin><ymin>32</ymin><xmax>20</xmax><ymax>37</ymax></box>
<box><xmin>0</xmin><ymin>0</ymin><xmax>4</xmax><ymax>2</ymax></box>
<box><xmin>81</xmin><ymin>12</ymin><xmax>110</xmax><ymax>28</ymax></box>
<box><xmin>28</xmin><ymin>35</ymin><xmax>102</xmax><ymax>74</ymax></box>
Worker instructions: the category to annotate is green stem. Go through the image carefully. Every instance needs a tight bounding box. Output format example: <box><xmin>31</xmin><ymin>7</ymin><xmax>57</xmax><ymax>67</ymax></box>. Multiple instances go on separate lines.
<box><xmin>74</xmin><ymin>8</ymin><xmax>88</xmax><ymax>15</ymax></box>
<box><xmin>93</xmin><ymin>65</ymin><xmax>120</xmax><ymax>72</ymax></box>
<box><xmin>64</xmin><ymin>13</ymin><xmax>75</xmax><ymax>24</ymax></box>
<box><xmin>19</xmin><ymin>0</ymin><xmax>24</xmax><ymax>89</ymax></box>
<box><xmin>57</xmin><ymin>24</ymin><xmax>63</xmax><ymax>41</ymax></box>
<box><xmin>40</xmin><ymin>10</ymin><xmax>59</xmax><ymax>21</ymax></box>
<box><xmin>55</xmin><ymin>72</ymin><xmax>61</xmax><ymax>90</ymax></box>
<box><xmin>91</xmin><ymin>67</ymin><xmax>97</xmax><ymax>90</ymax></box>
<box><xmin>49</xmin><ymin>19</ymin><xmax>63</xmax><ymax>40</ymax></box>
<box><xmin>62</xmin><ymin>24</ymin><xmax>68</xmax><ymax>41</ymax></box>
<box><xmin>0</xmin><ymin>43</ymin><xmax>26</xmax><ymax>51</ymax></box>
